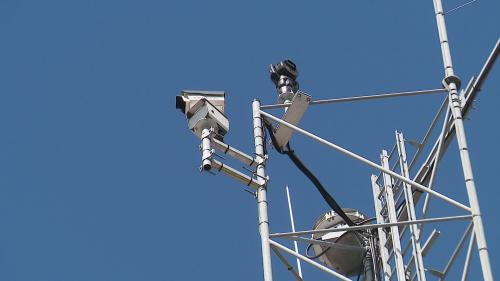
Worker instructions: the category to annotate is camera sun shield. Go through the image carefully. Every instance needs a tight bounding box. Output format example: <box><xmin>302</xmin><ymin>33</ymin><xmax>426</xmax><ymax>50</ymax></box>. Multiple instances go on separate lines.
<box><xmin>176</xmin><ymin>90</ymin><xmax>229</xmax><ymax>140</ymax></box>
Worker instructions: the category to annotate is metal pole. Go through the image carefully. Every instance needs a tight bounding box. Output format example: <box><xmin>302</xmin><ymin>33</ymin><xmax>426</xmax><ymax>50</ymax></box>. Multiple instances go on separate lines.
<box><xmin>260</xmin><ymin>88</ymin><xmax>446</xmax><ymax>109</ymax></box>
<box><xmin>462</xmin><ymin>39</ymin><xmax>500</xmax><ymax>108</ymax></box>
<box><xmin>283</xmin><ymin>236</ymin><xmax>365</xmax><ymax>252</ymax></box>
<box><xmin>271</xmin><ymin>247</ymin><xmax>303</xmax><ymax>281</ymax></box>
<box><xmin>421</xmin><ymin>229</ymin><xmax>440</xmax><ymax>257</ymax></box>
<box><xmin>270</xmin><ymin>215</ymin><xmax>472</xmax><ymax>238</ymax></box>
<box><xmin>285</xmin><ymin>186</ymin><xmax>303</xmax><ymax>278</ymax></box>
<box><xmin>395</xmin><ymin>133</ymin><xmax>426</xmax><ymax>281</ymax></box>
<box><xmin>403</xmin><ymin>40</ymin><xmax>499</xmax><ymax>228</ymax></box>
<box><xmin>421</xmin><ymin>106</ymin><xmax>450</xmax><ymax>219</ymax></box>
<box><xmin>407</xmin><ymin>230</ymin><xmax>441</xmax><ymax>274</ymax></box>
<box><xmin>310</xmin><ymin>88</ymin><xmax>446</xmax><ymax>106</ymax></box>
<box><xmin>412</xmin><ymin>39</ymin><xmax>499</xmax><ymax>195</ymax></box>
<box><xmin>269</xmin><ymin>240</ymin><xmax>351</xmax><ymax>281</ymax></box>
<box><xmin>461</xmin><ymin>231</ymin><xmax>476</xmax><ymax>281</ymax></box>
<box><xmin>252</xmin><ymin>99</ymin><xmax>273</xmax><ymax>281</ymax></box>
<box><xmin>371</xmin><ymin>175</ymin><xmax>392</xmax><ymax>281</ymax></box>
<box><xmin>260</xmin><ymin>110</ymin><xmax>470</xmax><ymax>212</ymax></box>
<box><xmin>440</xmin><ymin>222</ymin><xmax>473</xmax><ymax>280</ymax></box>
<box><xmin>211</xmin><ymin>137</ymin><xmax>258</xmax><ymax>167</ymax></box>
<box><xmin>381</xmin><ymin>151</ymin><xmax>406</xmax><ymax>281</ymax></box>
<box><xmin>432</xmin><ymin>1</ymin><xmax>493</xmax><ymax>279</ymax></box>
<box><xmin>201</xmin><ymin>128</ymin><xmax>212</xmax><ymax>170</ymax></box>
<box><xmin>408</xmin><ymin>97</ymin><xmax>448</xmax><ymax>170</ymax></box>
<box><xmin>211</xmin><ymin>159</ymin><xmax>260</xmax><ymax>189</ymax></box>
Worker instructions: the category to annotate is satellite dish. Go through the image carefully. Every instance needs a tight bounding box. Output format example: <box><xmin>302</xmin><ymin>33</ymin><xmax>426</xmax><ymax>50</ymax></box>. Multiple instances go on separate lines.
<box><xmin>311</xmin><ymin>209</ymin><xmax>368</xmax><ymax>276</ymax></box>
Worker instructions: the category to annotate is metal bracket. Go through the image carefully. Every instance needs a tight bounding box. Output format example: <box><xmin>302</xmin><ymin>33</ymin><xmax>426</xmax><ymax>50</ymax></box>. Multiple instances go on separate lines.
<box><xmin>273</xmin><ymin>91</ymin><xmax>311</xmax><ymax>148</ymax></box>
<box><xmin>442</xmin><ymin>75</ymin><xmax>462</xmax><ymax>90</ymax></box>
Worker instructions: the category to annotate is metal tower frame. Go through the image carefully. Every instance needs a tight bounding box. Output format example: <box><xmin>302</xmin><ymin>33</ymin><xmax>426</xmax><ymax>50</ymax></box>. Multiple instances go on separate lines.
<box><xmin>177</xmin><ymin>1</ymin><xmax>499</xmax><ymax>280</ymax></box>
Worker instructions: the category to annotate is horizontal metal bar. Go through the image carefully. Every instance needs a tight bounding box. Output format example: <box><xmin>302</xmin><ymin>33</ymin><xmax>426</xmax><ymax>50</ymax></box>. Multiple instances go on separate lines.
<box><xmin>270</xmin><ymin>215</ymin><xmax>472</xmax><ymax>238</ymax></box>
<box><xmin>260</xmin><ymin>110</ymin><xmax>471</xmax><ymax>212</ymax></box>
<box><xmin>211</xmin><ymin>159</ymin><xmax>260</xmax><ymax>188</ymax></box>
<box><xmin>260</xmin><ymin>88</ymin><xmax>447</xmax><ymax>109</ymax></box>
<box><xmin>269</xmin><ymin>240</ymin><xmax>351</xmax><ymax>281</ymax></box>
<box><xmin>211</xmin><ymin>138</ymin><xmax>258</xmax><ymax>167</ymax></box>
<box><xmin>283</xmin><ymin>236</ymin><xmax>365</xmax><ymax>252</ymax></box>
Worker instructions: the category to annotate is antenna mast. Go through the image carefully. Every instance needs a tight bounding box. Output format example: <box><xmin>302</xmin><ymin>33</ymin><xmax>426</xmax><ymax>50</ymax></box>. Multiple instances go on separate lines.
<box><xmin>175</xmin><ymin>1</ymin><xmax>499</xmax><ymax>280</ymax></box>
<box><xmin>432</xmin><ymin>0</ymin><xmax>493</xmax><ymax>279</ymax></box>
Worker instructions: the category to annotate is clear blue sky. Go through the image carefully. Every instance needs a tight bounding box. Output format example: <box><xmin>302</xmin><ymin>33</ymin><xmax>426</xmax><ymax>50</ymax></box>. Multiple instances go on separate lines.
<box><xmin>1</xmin><ymin>1</ymin><xmax>499</xmax><ymax>280</ymax></box>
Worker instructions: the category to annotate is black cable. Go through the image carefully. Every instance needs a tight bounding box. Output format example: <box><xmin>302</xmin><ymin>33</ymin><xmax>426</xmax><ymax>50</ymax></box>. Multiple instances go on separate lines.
<box><xmin>356</xmin><ymin>249</ymin><xmax>369</xmax><ymax>281</ymax></box>
<box><xmin>356</xmin><ymin>251</ymin><xmax>366</xmax><ymax>281</ymax></box>
<box><xmin>262</xmin><ymin>117</ymin><xmax>269</xmax><ymax>156</ymax></box>
<box><xmin>263</xmin><ymin>118</ymin><xmax>287</xmax><ymax>155</ymax></box>
<box><xmin>357</xmin><ymin>217</ymin><xmax>377</xmax><ymax>226</ymax></box>
<box><xmin>263</xmin><ymin>118</ymin><xmax>356</xmax><ymax>227</ymax></box>
<box><xmin>285</xmin><ymin>143</ymin><xmax>356</xmax><ymax>226</ymax></box>
<box><xmin>306</xmin><ymin>243</ymin><xmax>330</xmax><ymax>259</ymax></box>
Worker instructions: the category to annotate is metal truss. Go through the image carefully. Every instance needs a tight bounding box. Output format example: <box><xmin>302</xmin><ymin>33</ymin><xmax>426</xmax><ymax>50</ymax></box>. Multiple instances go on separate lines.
<box><xmin>178</xmin><ymin>1</ymin><xmax>499</xmax><ymax>280</ymax></box>
<box><xmin>201</xmin><ymin>37</ymin><xmax>498</xmax><ymax>280</ymax></box>
<box><xmin>245</xmin><ymin>2</ymin><xmax>498</xmax><ymax>278</ymax></box>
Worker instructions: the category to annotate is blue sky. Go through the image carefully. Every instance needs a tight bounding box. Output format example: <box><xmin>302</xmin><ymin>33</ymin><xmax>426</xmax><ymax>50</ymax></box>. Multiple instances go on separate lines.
<box><xmin>1</xmin><ymin>1</ymin><xmax>499</xmax><ymax>280</ymax></box>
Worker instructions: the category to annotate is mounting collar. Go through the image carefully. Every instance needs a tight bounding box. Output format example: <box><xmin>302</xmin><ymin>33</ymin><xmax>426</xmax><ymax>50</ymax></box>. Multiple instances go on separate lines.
<box><xmin>442</xmin><ymin>75</ymin><xmax>462</xmax><ymax>90</ymax></box>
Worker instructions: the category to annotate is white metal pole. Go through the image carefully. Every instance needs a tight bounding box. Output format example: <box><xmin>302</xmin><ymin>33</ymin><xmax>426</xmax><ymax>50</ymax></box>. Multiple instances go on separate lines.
<box><xmin>260</xmin><ymin>88</ymin><xmax>446</xmax><ymax>109</ymax></box>
<box><xmin>440</xmin><ymin>222</ymin><xmax>473</xmax><ymax>279</ymax></box>
<box><xmin>211</xmin><ymin>159</ymin><xmax>260</xmax><ymax>188</ymax></box>
<box><xmin>422</xmin><ymin>106</ymin><xmax>450</xmax><ymax>218</ymax></box>
<box><xmin>381</xmin><ymin>151</ymin><xmax>406</xmax><ymax>281</ymax></box>
<box><xmin>408</xmin><ymin>97</ymin><xmax>448</xmax><ymax>170</ymax></box>
<box><xmin>432</xmin><ymin>1</ymin><xmax>493</xmax><ymax>279</ymax></box>
<box><xmin>285</xmin><ymin>186</ymin><xmax>303</xmax><ymax>278</ymax></box>
<box><xmin>211</xmin><ymin>137</ymin><xmax>258</xmax><ymax>167</ymax></box>
<box><xmin>371</xmin><ymin>175</ymin><xmax>392</xmax><ymax>281</ymax></box>
<box><xmin>269</xmin><ymin>240</ymin><xmax>351</xmax><ymax>281</ymax></box>
<box><xmin>271</xmin><ymin>247</ymin><xmax>303</xmax><ymax>281</ymax></box>
<box><xmin>260</xmin><ymin>110</ymin><xmax>470</xmax><ymax>212</ymax></box>
<box><xmin>201</xmin><ymin>128</ymin><xmax>212</xmax><ymax>170</ymax></box>
<box><xmin>253</xmin><ymin>99</ymin><xmax>273</xmax><ymax>281</ymax></box>
<box><xmin>461</xmin><ymin>232</ymin><xmax>476</xmax><ymax>281</ymax></box>
<box><xmin>396</xmin><ymin>132</ymin><xmax>426</xmax><ymax>281</ymax></box>
<box><xmin>270</xmin><ymin>215</ymin><xmax>472</xmax><ymax>238</ymax></box>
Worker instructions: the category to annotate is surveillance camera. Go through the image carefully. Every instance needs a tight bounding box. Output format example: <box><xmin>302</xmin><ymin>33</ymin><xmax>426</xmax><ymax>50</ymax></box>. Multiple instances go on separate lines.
<box><xmin>176</xmin><ymin>90</ymin><xmax>229</xmax><ymax>140</ymax></box>
<box><xmin>176</xmin><ymin>90</ymin><xmax>225</xmax><ymax>116</ymax></box>
<box><xmin>269</xmin><ymin>59</ymin><xmax>299</xmax><ymax>103</ymax></box>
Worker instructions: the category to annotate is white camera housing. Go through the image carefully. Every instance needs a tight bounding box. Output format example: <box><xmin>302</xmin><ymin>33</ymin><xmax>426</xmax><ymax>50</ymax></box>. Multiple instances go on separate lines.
<box><xmin>176</xmin><ymin>90</ymin><xmax>229</xmax><ymax>140</ymax></box>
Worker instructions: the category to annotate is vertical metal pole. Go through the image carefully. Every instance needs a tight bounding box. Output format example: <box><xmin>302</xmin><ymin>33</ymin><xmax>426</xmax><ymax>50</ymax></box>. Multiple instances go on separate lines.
<box><xmin>396</xmin><ymin>132</ymin><xmax>426</xmax><ymax>281</ymax></box>
<box><xmin>253</xmin><ymin>100</ymin><xmax>273</xmax><ymax>281</ymax></box>
<box><xmin>371</xmin><ymin>175</ymin><xmax>392</xmax><ymax>281</ymax></box>
<box><xmin>432</xmin><ymin>1</ymin><xmax>493</xmax><ymax>279</ymax></box>
<box><xmin>285</xmin><ymin>186</ymin><xmax>303</xmax><ymax>278</ymax></box>
<box><xmin>201</xmin><ymin>128</ymin><xmax>212</xmax><ymax>170</ymax></box>
<box><xmin>381</xmin><ymin>150</ymin><xmax>406</xmax><ymax>281</ymax></box>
